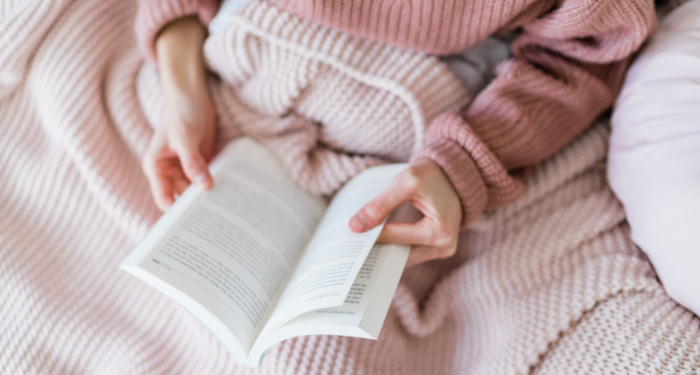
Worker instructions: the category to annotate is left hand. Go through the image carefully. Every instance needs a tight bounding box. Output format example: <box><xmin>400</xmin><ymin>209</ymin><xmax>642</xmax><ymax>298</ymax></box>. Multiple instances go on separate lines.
<box><xmin>142</xmin><ymin>16</ymin><xmax>216</xmax><ymax>211</ymax></box>
<box><xmin>349</xmin><ymin>158</ymin><xmax>462</xmax><ymax>267</ymax></box>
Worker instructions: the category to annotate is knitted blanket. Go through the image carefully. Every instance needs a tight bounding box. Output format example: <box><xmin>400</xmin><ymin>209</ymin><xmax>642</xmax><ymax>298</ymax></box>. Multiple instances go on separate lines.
<box><xmin>1</xmin><ymin>1</ymin><xmax>699</xmax><ymax>374</ymax></box>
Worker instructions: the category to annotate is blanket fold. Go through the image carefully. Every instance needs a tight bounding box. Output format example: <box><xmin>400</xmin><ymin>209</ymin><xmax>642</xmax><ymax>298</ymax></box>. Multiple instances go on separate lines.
<box><xmin>1</xmin><ymin>0</ymin><xmax>699</xmax><ymax>374</ymax></box>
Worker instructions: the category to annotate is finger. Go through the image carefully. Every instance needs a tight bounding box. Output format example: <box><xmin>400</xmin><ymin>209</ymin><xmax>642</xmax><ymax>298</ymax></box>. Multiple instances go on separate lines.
<box><xmin>170</xmin><ymin>134</ymin><xmax>213</xmax><ymax>190</ymax></box>
<box><xmin>143</xmin><ymin>160</ymin><xmax>176</xmax><ymax>211</ymax></box>
<box><xmin>405</xmin><ymin>245</ymin><xmax>454</xmax><ymax>268</ymax></box>
<box><xmin>376</xmin><ymin>222</ymin><xmax>434</xmax><ymax>246</ymax></box>
<box><xmin>153</xmin><ymin>179</ymin><xmax>176</xmax><ymax>211</ymax></box>
<box><xmin>142</xmin><ymin>141</ymin><xmax>176</xmax><ymax>211</ymax></box>
<box><xmin>379</xmin><ymin>216</ymin><xmax>458</xmax><ymax>250</ymax></box>
<box><xmin>173</xmin><ymin>175</ymin><xmax>191</xmax><ymax>196</ymax></box>
<box><xmin>349</xmin><ymin>171</ymin><xmax>418</xmax><ymax>233</ymax></box>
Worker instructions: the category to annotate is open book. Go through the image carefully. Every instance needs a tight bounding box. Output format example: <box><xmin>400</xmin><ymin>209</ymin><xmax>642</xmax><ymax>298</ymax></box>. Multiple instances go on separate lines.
<box><xmin>120</xmin><ymin>138</ymin><xmax>410</xmax><ymax>368</ymax></box>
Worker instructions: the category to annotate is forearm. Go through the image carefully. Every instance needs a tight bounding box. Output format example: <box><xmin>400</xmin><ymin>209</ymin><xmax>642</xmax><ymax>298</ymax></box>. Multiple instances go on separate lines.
<box><xmin>135</xmin><ymin>0</ymin><xmax>220</xmax><ymax>61</ymax></box>
<box><xmin>416</xmin><ymin>0</ymin><xmax>655</xmax><ymax>227</ymax></box>
<box><xmin>416</xmin><ymin>56</ymin><xmax>633</xmax><ymax>228</ymax></box>
<box><xmin>143</xmin><ymin>15</ymin><xmax>217</xmax><ymax>211</ymax></box>
<box><xmin>156</xmin><ymin>16</ymin><xmax>209</xmax><ymax>99</ymax></box>
<box><xmin>463</xmin><ymin>56</ymin><xmax>629</xmax><ymax>170</ymax></box>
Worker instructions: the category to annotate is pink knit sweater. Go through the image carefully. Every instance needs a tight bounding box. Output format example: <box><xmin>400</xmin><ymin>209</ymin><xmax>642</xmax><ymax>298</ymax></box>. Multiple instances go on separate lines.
<box><xmin>135</xmin><ymin>0</ymin><xmax>655</xmax><ymax>227</ymax></box>
<box><xmin>5</xmin><ymin>1</ymin><xmax>700</xmax><ymax>373</ymax></box>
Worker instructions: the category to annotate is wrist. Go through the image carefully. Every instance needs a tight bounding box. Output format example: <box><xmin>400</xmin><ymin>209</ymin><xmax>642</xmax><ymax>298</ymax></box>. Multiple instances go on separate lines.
<box><xmin>160</xmin><ymin>75</ymin><xmax>208</xmax><ymax>107</ymax></box>
<box><xmin>156</xmin><ymin>17</ymin><xmax>208</xmax><ymax>96</ymax></box>
<box><xmin>413</xmin><ymin>140</ymin><xmax>487</xmax><ymax>228</ymax></box>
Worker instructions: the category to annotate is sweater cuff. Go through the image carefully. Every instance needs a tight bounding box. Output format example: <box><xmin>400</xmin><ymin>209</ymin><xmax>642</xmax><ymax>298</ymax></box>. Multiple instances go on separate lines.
<box><xmin>413</xmin><ymin>139</ymin><xmax>488</xmax><ymax>229</ymax></box>
<box><xmin>135</xmin><ymin>0</ymin><xmax>220</xmax><ymax>61</ymax></box>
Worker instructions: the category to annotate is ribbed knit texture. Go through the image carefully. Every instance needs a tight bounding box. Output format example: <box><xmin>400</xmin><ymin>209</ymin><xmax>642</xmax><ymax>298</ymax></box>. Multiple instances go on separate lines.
<box><xmin>202</xmin><ymin>2</ymin><xmax>470</xmax><ymax>194</ymax></box>
<box><xmin>264</xmin><ymin>0</ymin><xmax>657</xmax><ymax>226</ymax></box>
<box><xmin>135</xmin><ymin>0</ymin><xmax>471</xmax><ymax>195</ymax></box>
<box><xmin>135</xmin><ymin>0</ymin><xmax>656</xmax><ymax>228</ymax></box>
<box><xmin>2</xmin><ymin>1</ymin><xmax>699</xmax><ymax>374</ymax></box>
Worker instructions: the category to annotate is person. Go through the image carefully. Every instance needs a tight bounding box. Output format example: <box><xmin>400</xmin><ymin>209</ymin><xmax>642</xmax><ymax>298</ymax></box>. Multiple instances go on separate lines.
<box><xmin>136</xmin><ymin>0</ymin><xmax>655</xmax><ymax>268</ymax></box>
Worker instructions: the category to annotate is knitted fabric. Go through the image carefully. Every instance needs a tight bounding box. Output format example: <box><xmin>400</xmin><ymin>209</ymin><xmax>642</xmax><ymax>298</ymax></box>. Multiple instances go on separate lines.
<box><xmin>135</xmin><ymin>0</ymin><xmax>657</xmax><ymax>228</ymax></box>
<box><xmin>139</xmin><ymin>1</ymin><xmax>470</xmax><ymax>195</ymax></box>
<box><xmin>2</xmin><ymin>1</ymin><xmax>699</xmax><ymax>375</ymax></box>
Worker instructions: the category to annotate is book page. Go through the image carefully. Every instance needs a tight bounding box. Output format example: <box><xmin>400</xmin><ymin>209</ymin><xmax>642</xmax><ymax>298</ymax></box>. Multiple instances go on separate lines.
<box><xmin>303</xmin><ymin>201</ymin><xmax>418</xmax><ymax>334</ymax></box>
<box><xmin>289</xmin><ymin>242</ymin><xmax>403</xmax><ymax>329</ymax></box>
<box><xmin>312</xmin><ymin>243</ymin><xmax>388</xmax><ymax>323</ymax></box>
<box><xmin>260</xmin><ymin>163</ymin><xmax>408</xmax><ymax>334</ymax></box>
<box><xmin>120</xmin><ymin>138</ymin><xmax>327</xmax><ymax>355</ymax></box>
<box><xmin>249</xmin><ymin>242</ymin><xmax>410</xmax><ymax>365</ymax></box>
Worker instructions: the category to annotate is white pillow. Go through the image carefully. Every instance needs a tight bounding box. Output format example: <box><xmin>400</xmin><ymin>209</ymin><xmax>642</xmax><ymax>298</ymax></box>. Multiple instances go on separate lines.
<box><xmin>609</xmin><ymin>0</ymin><xmax>700</xmax><ymax>316</ymax></box>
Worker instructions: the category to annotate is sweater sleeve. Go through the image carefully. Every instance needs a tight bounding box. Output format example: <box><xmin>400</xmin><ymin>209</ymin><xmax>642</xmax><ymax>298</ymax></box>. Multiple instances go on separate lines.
<box><xmin>135</xmin><ymin>0</ymin><xmax>221</xmax><ymax>61</ymax></box>
<box><xmin>413</xmin><ymin>0</ymin><xmax>656</xmax><ymax>228</ymax></box>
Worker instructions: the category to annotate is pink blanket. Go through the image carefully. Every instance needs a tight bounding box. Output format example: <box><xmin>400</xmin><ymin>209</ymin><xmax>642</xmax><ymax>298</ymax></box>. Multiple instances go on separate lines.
<box><xmin>1</xmin><ymin>1</ymin><xmax>699</xmax><ymax>374</ymax></box>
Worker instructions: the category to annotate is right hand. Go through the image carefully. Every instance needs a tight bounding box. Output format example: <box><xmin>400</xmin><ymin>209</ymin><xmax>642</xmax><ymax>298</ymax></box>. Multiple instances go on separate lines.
<box><xmin>142</xmin><ymin>16</ymin><xmax>216</xmax><ymax>211</ymax></box>
<box><xmin>349</xmin><ymin>158</ymin><xmax>462</xmax><ymax>268</ymax></box>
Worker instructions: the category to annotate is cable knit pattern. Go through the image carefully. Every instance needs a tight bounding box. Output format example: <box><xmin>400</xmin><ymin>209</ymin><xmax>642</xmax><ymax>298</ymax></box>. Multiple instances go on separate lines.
<box><xmin>3</xmin><ymin>1</ymin><xmax>700</xmax><ymax>374</ymax></box>
<box><xmin>135</xmin><ymin>0</ymin><xmax>656</xmax><ymax>227</ymax></box>
<box><xmin>192</xmin><ymin>1</ymin><xmax>469</xmax><ymax>194</ymax></box>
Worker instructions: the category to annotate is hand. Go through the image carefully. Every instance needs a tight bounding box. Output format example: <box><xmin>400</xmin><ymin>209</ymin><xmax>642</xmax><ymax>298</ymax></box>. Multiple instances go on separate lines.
<box><xmin>349</xmin><ymin>158</ymin><xmax>462</xmax><ymax>267</ymax></box>
<box><xmin>142</xmin><ymin>17</ymin><xmax>216</xmax><ymax>211</ymax></box>
<box><xmin>142</xmin><ymin>84</ymin><xmax>216</xmax><ymax>210</ymax></box>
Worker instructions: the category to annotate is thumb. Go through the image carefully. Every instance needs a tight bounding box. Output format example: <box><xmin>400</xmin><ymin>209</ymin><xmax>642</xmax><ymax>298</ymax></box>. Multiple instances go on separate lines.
<box><xmin>349</xmin><ymin>175</ymin><xmax>414</xmax><ymax>233</ymax></box>
<box><xmin>171</xmin><ymin>135</ymin><xmax>213</xmax><ymax>190</ymax></box>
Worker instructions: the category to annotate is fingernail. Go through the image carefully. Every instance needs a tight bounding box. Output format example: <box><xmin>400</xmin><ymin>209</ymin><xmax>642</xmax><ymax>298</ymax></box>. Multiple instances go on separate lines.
<box><xmin>349</xmin><ymin>212</ymin><xmax>369</xmax><ymax>231</ymax></box>
<box><xmin>195</xmin><ymin>173</ymin><xmax>212</xmax><ymax>189</ymax></box>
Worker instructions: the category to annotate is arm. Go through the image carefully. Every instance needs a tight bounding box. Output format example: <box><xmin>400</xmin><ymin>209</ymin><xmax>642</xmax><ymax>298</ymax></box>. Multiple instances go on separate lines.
<box><xmin>134</xmin><ymin>0</ymin><xmax>222</xmax><ymax>210</ymax></box>
<box><xmin>135</xmin><ymin>0</ymin><xmax>220</xmax><ymax>61</ymax></box>
<box><xmin>351</xmin><ymin>0</ymin><xmax>656</xmax><ymax>266</ymax></box>
<box><xmin>421</xmin><ymin>0</ymin><xmax>656</xmax><ymax>226</ymax></box>
<box><xmin>142</xmin><ymin>16</ymin><xmax>217</xmax><ymax>211</ymax></box>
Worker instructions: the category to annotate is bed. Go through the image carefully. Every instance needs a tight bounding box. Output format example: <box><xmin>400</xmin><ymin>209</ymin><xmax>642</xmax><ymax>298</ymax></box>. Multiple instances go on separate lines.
<box><xmin>1</xmin><ymin>0</ymin><xmax>698</xmax><ymax>373</ymax></box>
